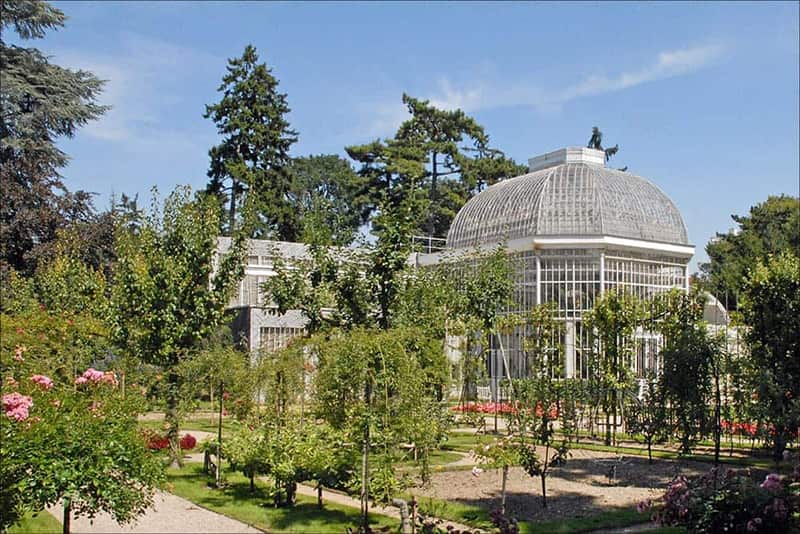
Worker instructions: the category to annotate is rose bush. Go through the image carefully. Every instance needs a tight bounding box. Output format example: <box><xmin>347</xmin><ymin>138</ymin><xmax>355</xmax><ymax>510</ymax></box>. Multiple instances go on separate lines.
<box><xmin>1</xmin><ymin>353</ymin><xmax>164</xmax><ymax>531</ymax></box>
<box><xmin>642</xmin><ymin>466</ymin><xmax>800</xmax><ymax>533</ymax></box>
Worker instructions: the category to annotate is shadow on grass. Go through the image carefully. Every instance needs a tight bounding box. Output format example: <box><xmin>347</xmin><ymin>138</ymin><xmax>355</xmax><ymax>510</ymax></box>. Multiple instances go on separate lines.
<box><xmin>168</xmin><ymin>465</ymin><xmax>395</xmax><ymax>533</ymax></box>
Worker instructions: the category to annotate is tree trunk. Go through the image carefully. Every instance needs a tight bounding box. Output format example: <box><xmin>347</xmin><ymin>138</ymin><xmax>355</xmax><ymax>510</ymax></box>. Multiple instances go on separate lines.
<box><xmin>317</xmin><ymin>483</ymin><xmax>323</xmax><ymax>509</ymax></box>
<box><xmin>361</xmin><ymin>384</ymin><xmax>372</xmax><ymax>532</ymax></box>
<box><xmin>713</xmin><ymin>364</ymin><xmax>721</xmax><ymax>466</ymax></box>
<box><xmin>540</xmin><ymin>473</ymin><xmax>547</xmax><ymax>509</ymax></box>
<box><xmin>228</xmin><ymin>178</ymin><xmax>238</xmax><ymax>234</ymax></box>
<box><xmin>62</xmin><ymin>497</ymin><xmax>71</xmax><ymax>534</ymax></box>
<box><xmin>647</xmin><ymin>439</ymin><xmax>653</xmax><ymax>464</ymax></box>
<box><xmin>166</xmin><ymin>372</ymin><xmax>182</xmax><ymax>468</ymax></box>
<box><xmin>216</xmin><ymin>381</ymin><xmax>224</xmax><ymax>488</ymax></box>
<box><xmin>501</xmin><ymin>465</ymin><xmax>508</xmax><ymax>515</ymax></box>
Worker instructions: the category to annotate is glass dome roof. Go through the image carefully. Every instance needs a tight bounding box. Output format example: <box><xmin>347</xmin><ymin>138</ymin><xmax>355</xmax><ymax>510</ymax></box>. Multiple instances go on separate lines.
<box><xmin>446</xmin><ymin>152</ymin><xmax>689</xmax><ymax>249</ymax></box>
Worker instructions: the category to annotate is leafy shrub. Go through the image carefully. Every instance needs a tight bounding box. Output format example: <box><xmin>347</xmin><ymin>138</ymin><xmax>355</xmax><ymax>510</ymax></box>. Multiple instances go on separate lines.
<box><xmin>643</xmin><ymin>466</ymin><xmax>800</xmax><ymax>533</ymax></box>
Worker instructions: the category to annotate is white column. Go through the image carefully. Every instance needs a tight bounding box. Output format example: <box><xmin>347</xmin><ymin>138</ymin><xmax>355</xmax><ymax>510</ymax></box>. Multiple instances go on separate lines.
<box><xmin>535</xmin><ymin>254</ymin><xmax>542</xmax><ymax>305</ymax></box>
<box><xmin>565</xmin><ymin>320</ymin><xmax>575</xmax><ymax>378</ymax></box>
<box><xmin>684</xmin><ymin>265</ymin><xmax>690</xmax><ymax>292</ymax></box>
<box><xmin>599</xmin><ymin>252</ymin><xmax>605</xmax><ymax>296</ymax></box>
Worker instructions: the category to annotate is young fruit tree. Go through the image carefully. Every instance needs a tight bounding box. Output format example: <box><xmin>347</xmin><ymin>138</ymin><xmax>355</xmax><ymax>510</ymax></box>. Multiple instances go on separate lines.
<box><xmin>111</xmin><ymin>187</ymin><xmax>246</xmax><ymax>466</ymax></box>
<box><xmin>512</xmin><ymin>304</ymin><xmax>572</xmax><ymax>509</ymax></box>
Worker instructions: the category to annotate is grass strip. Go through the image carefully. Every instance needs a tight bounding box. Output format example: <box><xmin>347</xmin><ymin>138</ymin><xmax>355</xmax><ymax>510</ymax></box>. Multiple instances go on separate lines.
<box><xmin>166</xmin><ymin>464</ymin><xmax>396</xmax><ymax>533</ymax></box>
<box><xmin>8</xmin><ymin>510</ymin><xmax>62</xmax><ymax>534</ymax></box>
<box><xmin>409</xmin><ymin>494</ymin><xmax>672</xmax><ymax>534</ymax></box>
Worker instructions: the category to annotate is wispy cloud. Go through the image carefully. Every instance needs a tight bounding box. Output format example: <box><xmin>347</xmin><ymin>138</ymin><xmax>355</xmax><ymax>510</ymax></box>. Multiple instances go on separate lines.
<box><xmin>362</xmin><ymin>43</ymin><xmax>727</xmax><ymax>135</ymax></box>
<box><xmin>52</xmin><ymin>31</ymin><xmax>222</xmax><ymax>144</ymax></box>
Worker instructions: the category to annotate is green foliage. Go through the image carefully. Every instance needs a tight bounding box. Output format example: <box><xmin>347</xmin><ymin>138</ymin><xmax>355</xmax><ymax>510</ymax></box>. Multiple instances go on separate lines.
<box><xmin>225</xmin><ymin>418</ymin><xmax>353</xmax><ymax>506</ymax></box>
<box><xmin>505</xmin><ymin>304</ymin><xmax>575</xmax><ymax>508</ymax></box>
<box><xmin>1</xmin><ymin>351</ymin><xmax>163</xmax><ymax>531</ymax></box>
<box><xmin>625</xmin><ymin>372</ymin><xmax>669</xmax><ymax>463</ymax></box>
<box><xmin>650</xmin><ymin>467</ymin><xmax>799</xmax><ymax>533</ymax></box>
<box><xmin>700</xmin><ymin>195</ymin><xmax>800</xmax><ymax>310</ymax></box>
<box><xmin>584</xmin><ymin>290</ymin><xmax>641</xmax><ymax>446</ymax></box>
<box><xmin>394</xmin><ymin>93</ymin><xmax>525</xmax><ymax>237</ymax></box>
<box><xmin>0</xmin><ymin>309</ymin><xmax>109</xmax><ymax>387</ymax></box>
<box><xmin>205</xmin><ymin>44</ymin><xmax>298</xmax><ymax>238</ymax></box>
<box><xmin>110</xmin><ymin>187</ymin><xmax>246</xmax><ymax>465</ymax></box>
<box><xmin>656</xmin><ymin>289</ymin><xmax>716</xmax><ymax>455</ymax></box>
<box><xmin>739</xmin><ymin>251</ymin><xmax>800</xmax><ymax>461</ymax></box>
<box><xmin>1</xmin><ymin>0</ymin><xmax>108</xmax><ymax>274</ymax></box>
<box><xmin>253</xmin><ymin>342</ymin><xmax>307</xmax><ymax>418</ymax></box>
<box><xmin>288</xmin><ymin>154</ymin><xmax>371</xmax><ymax>246</ymax></box>
<box><xmin>312</xmin><ymin>326</ymin><xmax>450</xmax><ymax>502</ymax></box>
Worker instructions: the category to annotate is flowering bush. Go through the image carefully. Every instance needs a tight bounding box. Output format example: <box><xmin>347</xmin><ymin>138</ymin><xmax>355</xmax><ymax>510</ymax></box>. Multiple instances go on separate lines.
<box><xmin>142</xmin><ymin>430</ymin><xmax>197</xmax><ymax>451</ymax></box>
<box><xmin>452</xmin><ymin>402</ymin><xmax>518</xmax><ymax>415</ymax></box>
<box><xmin>1</xmin><ymin>358</ymin><xmax>163</xmax><ymax>531</ymax></box>
<box><xmin>642</xmin><ymin>466</ymin><xmax>800</xmax><ymax>533</ymax></box>
<box><xmin>2</xmin><ymin>392</ymin><xmax>34</xmax><ymax>422</ymax></box>
<box><xmin>180</xmin><ymin>434</ymin><xmax>197</xmax><ymax>450</ymax></box>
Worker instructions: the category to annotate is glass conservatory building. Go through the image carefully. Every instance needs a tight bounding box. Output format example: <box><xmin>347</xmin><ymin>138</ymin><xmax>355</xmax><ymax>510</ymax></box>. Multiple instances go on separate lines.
<box><xmin>416</xmin><ymin>147</ymin><xmax>694</xmax><ymax>386</ymax></box>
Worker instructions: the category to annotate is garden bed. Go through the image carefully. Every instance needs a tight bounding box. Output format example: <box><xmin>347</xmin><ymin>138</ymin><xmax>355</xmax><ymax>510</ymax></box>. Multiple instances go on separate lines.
<box><xmin>413</xmin><ymin>448</ymin><xmax>713</xmax><ymax>523</ymax></box>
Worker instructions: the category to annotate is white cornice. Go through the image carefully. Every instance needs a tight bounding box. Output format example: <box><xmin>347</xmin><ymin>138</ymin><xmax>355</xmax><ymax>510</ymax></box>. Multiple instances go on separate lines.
<box><xmin>414</xmin><ymin>235</ymin><xmax>694</xmax><ymax>266</ymax></box>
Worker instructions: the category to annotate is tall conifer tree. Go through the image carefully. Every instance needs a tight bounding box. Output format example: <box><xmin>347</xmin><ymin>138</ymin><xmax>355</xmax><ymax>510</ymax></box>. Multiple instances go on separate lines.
<box><xmin>205</xmin><ymin>45</ymin><xmax>298</xmax><ymax>239</ymax></box>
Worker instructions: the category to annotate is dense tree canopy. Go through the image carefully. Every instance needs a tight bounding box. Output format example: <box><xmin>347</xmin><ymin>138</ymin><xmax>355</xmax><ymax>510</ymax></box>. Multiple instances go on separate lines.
<box><xmin>205</xmin><ymin>45</ymin><xmax>298</xmax><ymax>239</ymax></box>
<box><xmin>0</xmin><ymin>0</ymin><xmax>108</xmax><ymax>274</ymax></box>
<box><xmin>347</xmin><ymin>94</ymin><xmax>525</xmax><ymax>239</ymax></box>
<box><xmin>287</xmin><ymin>154</ymin><xmax>370</xmax><ymax>246</ymax></box>
<box><xmin>700</xmin><ymin>195</ymin><xmax>800</xmax><ymax>310</ymax></box>
<box><xmin>739</xmin><ymin>251</ymin><xmax>800</xmax><ymax>462</ymax></box>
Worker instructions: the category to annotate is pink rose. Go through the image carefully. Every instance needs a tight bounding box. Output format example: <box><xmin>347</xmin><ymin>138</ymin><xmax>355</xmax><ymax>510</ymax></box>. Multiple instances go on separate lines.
<box><xmin>3</xmin><ymin>392</ymin><xmax>33</xmax><ymax>422</ymax></box>
<box><xmin>30</xmin><ymin>374</ymin><xmax>54</xmax><ymax>390</ymax></box>
<box><xmin>760</xmin><ymin>473</ymin><xmax>782</xmax><ymax>492</ymax></box>
<box><xmin>74</xmin><ymin>377</ymin><xmax>88</xmax><ymax>385</ymax></box>
<box><xmin>81</xmin><ymin>368</ymin><xmax>105</xmax><ymax>383</ymax></box>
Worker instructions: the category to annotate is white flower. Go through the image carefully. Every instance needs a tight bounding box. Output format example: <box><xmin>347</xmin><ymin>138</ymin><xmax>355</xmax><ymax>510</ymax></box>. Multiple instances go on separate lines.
<box><xmin>472</xmin><ymin>466</ymin><xmax>484</xmax><ymax>477</ymax></box>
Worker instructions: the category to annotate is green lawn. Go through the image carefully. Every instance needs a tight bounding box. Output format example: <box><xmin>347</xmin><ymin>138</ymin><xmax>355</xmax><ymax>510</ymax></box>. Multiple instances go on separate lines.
<box><xmin>8</xmin><ymin>511</ymin><xmax>61</xmax><ymax>534</ymax></box>
<box><xmin>410</xmin><ymin>494</ymin><xmax>664</xmax><ymax>534</ymax></box>
<box><xmin>166</xmin><ymin>464</ymin><xmax>397</xmax><ymax>533</ymax></box>
<box><xmin>441</xmin><ymin>429</ymin><xmax>779</xmax><ymax>472</ymax></box>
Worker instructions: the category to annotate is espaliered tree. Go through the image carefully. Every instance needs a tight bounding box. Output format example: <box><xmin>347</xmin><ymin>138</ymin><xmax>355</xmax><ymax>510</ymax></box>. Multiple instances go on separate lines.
<box><xmin>625</xmin><ymin>371</ymin><xmax>668</xmax><ymax>464</ymax></box>
<box><xmin>513</xmin><ymin>303</ymin><xmax>572</xmax><ymax>509</ymax></box>
<box><xmin>111</xmin><ymin>187</ymin><xmax>247</xmax><ymax>466</ymax></box>
<box><xmin>656</xmin><ymin>289</ymin><xmax>715</xmax><ymax>455</ymax></box>
<box><xmin>739</xmin><ymin>251</ymin><xmax>800</xmax><ymax>463</ymax></box>
<box><xmin>0</xmin><ymin>0</ymin><xmax>108</xmax><ymax>275</ymax></box>
<box><xmin>205</xmin><ymin>45</ymin><xmax>298</xmax><ymax>239</ymax></box>
<box><xmin>584</xmin><ymin>290</ymin><xmax>641</xmax><ymax>446</ymax></box>
<box><xmin>456</xmin><ymin>248</ymin><xmax>515</xmax><ymax>404</ymax></box>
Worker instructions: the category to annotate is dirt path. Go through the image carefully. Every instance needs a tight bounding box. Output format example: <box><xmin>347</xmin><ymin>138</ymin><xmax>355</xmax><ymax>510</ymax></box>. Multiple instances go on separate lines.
<box><xmin>415</xmin><ymin>447</ymin><xmax>712</xmax><ymax>523</ymax></box>
<box><xmin>45</xmin><ymin>491</ymin><xmax>262</xmax><ymax>533</ymax></box>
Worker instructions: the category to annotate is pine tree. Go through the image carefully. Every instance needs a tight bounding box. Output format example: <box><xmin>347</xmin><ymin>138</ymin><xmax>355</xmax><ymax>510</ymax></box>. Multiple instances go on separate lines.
<box><xmin>205</xmin><ymin>45</ymin><xmax>298</xmax><ymax>239</ymax></box>
<box><xmin>0</xmin><ymin>0</ymin><xmax>108</xmax><ymax>273</ymax></box>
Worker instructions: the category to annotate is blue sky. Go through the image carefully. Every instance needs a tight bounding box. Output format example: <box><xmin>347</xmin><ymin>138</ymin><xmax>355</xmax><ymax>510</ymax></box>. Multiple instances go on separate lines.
<box><xmin>37</xmin><ymin>1</ymin><xmax>800</xmax><ymax>271</ymax></box>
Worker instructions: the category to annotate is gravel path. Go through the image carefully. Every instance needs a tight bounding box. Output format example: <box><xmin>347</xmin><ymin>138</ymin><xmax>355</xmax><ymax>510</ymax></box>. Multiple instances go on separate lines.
<box><xmin>45</xmin><ymin>491</ymin><xmax>261</xmax><ymax>533</ymax></box>
<box><xmin>414</xmin><ymin>447</ymin><xmax>712</xmax><ymax>523</ymax></box>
